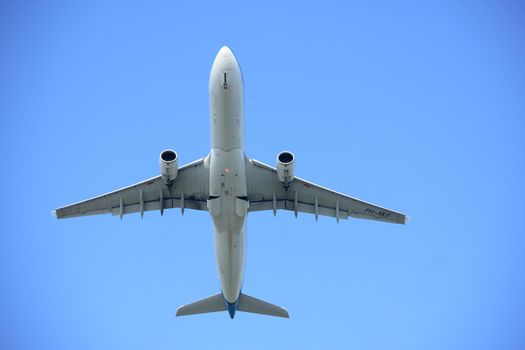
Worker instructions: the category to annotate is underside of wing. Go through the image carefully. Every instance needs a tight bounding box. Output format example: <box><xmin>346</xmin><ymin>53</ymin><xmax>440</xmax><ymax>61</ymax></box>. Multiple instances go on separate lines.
<box><xmin>55</xmin><ymin>157</ymin><xmax>210</xmax><ymax>219</ymax></box>
<box><xmin>246</xmin><ymin>158</ymin><xmax>407</xmax><ymax>224</ymax></box>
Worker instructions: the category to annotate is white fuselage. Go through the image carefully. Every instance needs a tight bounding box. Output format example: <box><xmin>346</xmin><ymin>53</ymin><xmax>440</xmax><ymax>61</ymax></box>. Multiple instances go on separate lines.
<box><xmin>208</xmin><ymin>46</ymin><xmax>247</xmax><ymax>304</ymax></box>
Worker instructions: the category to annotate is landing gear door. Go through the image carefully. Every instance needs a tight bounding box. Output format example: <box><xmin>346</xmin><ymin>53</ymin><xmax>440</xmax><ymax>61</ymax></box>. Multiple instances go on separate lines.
<box><xmin>221</xmin><ymin>70</ymin><xmax>230</xmax><ymax>90</ymax></box>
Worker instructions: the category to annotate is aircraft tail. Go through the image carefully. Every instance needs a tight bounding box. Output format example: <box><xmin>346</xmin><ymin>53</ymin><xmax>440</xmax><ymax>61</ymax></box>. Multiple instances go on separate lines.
<box><xmin>176</xmin><ymin>293</ymin><xmax>289</xmax><ymax>319</ymax></box>
<box><xmin>176</xmin><ymin>293</ymin><xmax>226</xmax><ymax>316</ymax></box>
<box><xmin>237</xmin><ymin>293</ymin><xmax>289</xmax><ymax>318</ymax></box>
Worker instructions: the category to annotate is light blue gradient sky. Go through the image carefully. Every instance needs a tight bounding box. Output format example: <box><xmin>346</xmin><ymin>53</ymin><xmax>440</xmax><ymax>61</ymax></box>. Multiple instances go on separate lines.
<box><xmin>1</xmin><ymin>1</ymin><xmax>524</xmax><ymax>349</ymax></box>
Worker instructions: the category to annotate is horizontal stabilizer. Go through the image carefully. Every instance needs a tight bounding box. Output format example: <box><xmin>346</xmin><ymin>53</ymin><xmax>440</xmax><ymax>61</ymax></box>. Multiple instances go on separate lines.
<box><xmin>176</xmin><ymin>293</ymin><xmax>226</xmax><ymax>316</ymax></box>
<box><xmin>237</xmin><ymin>293</ymin><xmax>289</xmax><ymax>318</ymax></box>
<box><xmin>176</xmin><ymin>292</ymin><xmax>289</xmax><ymax>318</ymax></box>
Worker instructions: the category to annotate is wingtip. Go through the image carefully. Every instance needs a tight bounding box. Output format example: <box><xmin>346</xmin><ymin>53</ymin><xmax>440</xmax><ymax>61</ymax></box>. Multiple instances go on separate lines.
<box><xmin>175</xmin><ymin>302</ymin><xmax>192</xmax><ymax>317</ymax></box>
<box><xmin>175</xmin><ymin>306</ymin><xmax>184</xmax><ymax>317</ymax></box>
<box><xmin>405</xmin><ymin>215</ymin><xmax>411</xmax><ymax>224</ymax></box>
<box><xmin>51</xmin><ymin>210</ymin><xmax>57</xmax><ymax>219</ymax></box>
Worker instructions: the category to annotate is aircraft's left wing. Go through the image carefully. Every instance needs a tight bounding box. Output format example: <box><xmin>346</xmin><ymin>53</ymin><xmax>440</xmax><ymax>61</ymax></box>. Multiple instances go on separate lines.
<box><xmin>246</xmin><ymin>158</ymin><xmax>407</xmax><ymax>224</ymax></box>
<box><xmin>55</xmin><ymin>157</ymin><xmax>210</xmax><ymax>219</ymax></box>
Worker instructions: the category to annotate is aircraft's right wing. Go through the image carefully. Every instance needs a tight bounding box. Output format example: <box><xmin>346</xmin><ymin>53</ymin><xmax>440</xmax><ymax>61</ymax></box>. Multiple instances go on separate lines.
<box><xmin>246</xmin><ymin>158</ymin><xmax>407</xmax><ymax>224</ymax></box>
<box><xmin>55</xmin><ymin>157</ymin><xmax>210</xmax><ymax>219</ymax></box>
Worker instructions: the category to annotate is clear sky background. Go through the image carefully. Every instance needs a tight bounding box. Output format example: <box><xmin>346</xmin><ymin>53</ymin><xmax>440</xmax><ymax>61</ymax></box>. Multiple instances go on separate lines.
<box><xmin>1</xmin><ymin>1</ymin><xmax>524</xmax><ymax>349</ymax></box>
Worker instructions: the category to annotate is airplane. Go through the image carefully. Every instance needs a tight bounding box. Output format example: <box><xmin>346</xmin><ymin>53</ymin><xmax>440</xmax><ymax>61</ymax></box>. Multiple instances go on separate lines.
<box><xmin>55</xmin><ymin>46</ymin><xmax>408</xmax><ymax>319</ymax></box>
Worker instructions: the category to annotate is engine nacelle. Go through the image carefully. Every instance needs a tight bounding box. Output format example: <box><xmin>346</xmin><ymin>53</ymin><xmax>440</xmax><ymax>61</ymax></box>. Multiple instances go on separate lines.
<box><xmin>160</xmin><ymin>149</ymin><xmax>178</xmax><ymax>183</ymax></box>
<box><xmin>276</xmin><ymin>151</ymin><xmax>295</xmax><ymax>184</ymax></box>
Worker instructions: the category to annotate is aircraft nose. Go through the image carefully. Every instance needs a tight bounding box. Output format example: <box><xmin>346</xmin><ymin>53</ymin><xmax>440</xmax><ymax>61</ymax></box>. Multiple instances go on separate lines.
<box><xmin>219</xmin><ymin>45</ymin><xmax>233</xmax><ymax>56</ymax></box>
<box><xmin>210</xmin><ymin>46</ymin><xmax>242</xmax><ymax>90</ymax></box>
<box><xmin>216</xmin><ymin>45</ymin><xmax>238</xmax><ymax>65</ymax></box>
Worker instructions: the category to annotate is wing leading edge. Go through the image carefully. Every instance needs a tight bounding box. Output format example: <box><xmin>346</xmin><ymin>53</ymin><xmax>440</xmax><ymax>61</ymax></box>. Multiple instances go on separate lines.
<box><xmin>55</xmin><ymin>156</ymin><xmax>407</xmax><ymax>224</ymax></box>
<box><xmin>246</xmin><ymin>158</ymin><xmax>407</xmax><ymax>224</ymax></box>
<box><xmin>55</xmin><ymin>157</ymin><xmax>210</xmax><ymax>219</ymax></box>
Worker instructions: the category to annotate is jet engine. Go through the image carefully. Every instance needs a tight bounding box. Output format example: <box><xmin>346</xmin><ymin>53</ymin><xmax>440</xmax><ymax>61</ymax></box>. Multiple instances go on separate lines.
<box><xmin>276</xmin><ymin>151</ymin><xmax>295</xmax><ymax>185</ymax></box>
<box><xmin>160</xmin><ymin>149</ymin><xmax>178</xmax><ymax>184</ymax></box>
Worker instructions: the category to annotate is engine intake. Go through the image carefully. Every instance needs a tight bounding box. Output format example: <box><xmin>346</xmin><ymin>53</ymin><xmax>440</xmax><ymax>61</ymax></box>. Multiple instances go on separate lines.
<box><xmin>277</xmin><ymin>151</ymin><xmax>295</xmax><ymax>184</ymax></box>
<box><xmin>160</xmin><ymin>149</ymin><xmax>178</xmax><ymax>183</ymax></box>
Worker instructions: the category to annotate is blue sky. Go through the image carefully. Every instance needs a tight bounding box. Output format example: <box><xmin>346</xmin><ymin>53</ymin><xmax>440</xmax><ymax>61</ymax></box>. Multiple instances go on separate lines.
<box><xmin>1</xmin><ymin>1</ymin><xmax>524</xmax><ymax>349</ymax></box>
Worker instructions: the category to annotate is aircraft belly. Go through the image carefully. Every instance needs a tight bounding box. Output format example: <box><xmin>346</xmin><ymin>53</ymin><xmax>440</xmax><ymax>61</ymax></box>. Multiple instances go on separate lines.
<box><xmin>210</xmin><ymin>92</ymin><xmax>243</xmax><ymax>151</ymax></box>
<box><xmin>213</xmin><ymin>215</ymin><xmax>246</xmax><ymax>303</ymax></box>
<box><xmin>208</xmin><ymin>148</ymin><xmax>248</xmax><ymax>303</ymax></box>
